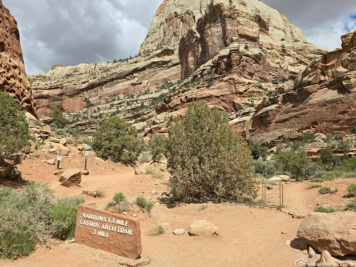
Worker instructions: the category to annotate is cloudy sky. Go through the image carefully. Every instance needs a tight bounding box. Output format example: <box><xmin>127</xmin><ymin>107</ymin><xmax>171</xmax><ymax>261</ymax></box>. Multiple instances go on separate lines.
<box><xmin>3</xmin><ymin>0</ymin><xmax>356</xmax><ymax>75</ymax></box>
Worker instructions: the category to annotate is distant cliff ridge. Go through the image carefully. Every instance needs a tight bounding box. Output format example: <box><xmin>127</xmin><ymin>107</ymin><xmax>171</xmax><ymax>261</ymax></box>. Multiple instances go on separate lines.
<box><xmin>28</xmin><ymin>0</ymin><xmax>356</xmax><ymax>143</ymax></box>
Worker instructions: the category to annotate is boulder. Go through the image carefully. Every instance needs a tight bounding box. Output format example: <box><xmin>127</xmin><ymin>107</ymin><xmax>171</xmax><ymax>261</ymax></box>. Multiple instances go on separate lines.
<box><xmin>188</xmin><ymin>220</ymin><xmax>219</xmax><ymax>236</ymax></box>
<box><xmin>297</xmin><ymin>212</ymin><xmax>356</xmax><ymax>256</ymax></box>
<box><xmin>46</xmin><ymin>159</ymin><xmax>56</xmax><ymax>165</ymax></box>
<box><xmin>50</xmin><ymin>137</ymin><xmax>60</xmax><ymax>143</ymax></box>
<box><xmin>307</xmin><ymin>251</ymin><xmax>354</xmax><ymax>267</ymax></box>
<box><xmin>59</xmin><ymin>169</ymin><xmax>82</xmax><ymax>187</ymax></box>
<box><xmin>60</xmin><ymin>138</ymin><xmax>67</xmax><ymax>146</ymax></box>
<box><xmin>81</xmin><ymin>170</ymin><xmax>89</xmax><ymax>175</ymax></box>
<box><xmin>82</xmin><ymin>190</ymin><xmax>97</xmax><ymax>198</ymax></box>
<box><xmin>40</xmin><ymin>116</ymin><xmax>54</xmax><ymax>124</ymax></box>
<box><xmin>173</xmin><ymin>229</ymin><xmax>185</xmax><ymax>235</ymax></box>
<box><xmin>268</xmin><ymin>175</ymin><xmax>291</xmax><ymax>183</ymax></box>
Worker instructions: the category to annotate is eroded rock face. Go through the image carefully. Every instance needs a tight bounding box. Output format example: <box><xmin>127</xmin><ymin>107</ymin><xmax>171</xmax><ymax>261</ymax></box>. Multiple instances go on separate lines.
<box><xmin>0</xmin><ymin>2</ymin><xmax>37</xmax><ymax>116</ymax></box>
<box><xmin>251</xmin><ymin>30</ymin><xmax>356</xmax><ymax>144</ymax></box>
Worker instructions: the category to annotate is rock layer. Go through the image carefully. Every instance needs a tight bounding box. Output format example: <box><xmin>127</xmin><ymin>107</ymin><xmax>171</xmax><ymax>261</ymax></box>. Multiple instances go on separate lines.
<box><xmin>0</xmin><ymin>2</ymin><xmax>36</xmax><ymax>116</ymax></box>
<box><xmin>30</xmin><ymin>0</ymin><xmax>330</xmax><ymax>138</ymax></box>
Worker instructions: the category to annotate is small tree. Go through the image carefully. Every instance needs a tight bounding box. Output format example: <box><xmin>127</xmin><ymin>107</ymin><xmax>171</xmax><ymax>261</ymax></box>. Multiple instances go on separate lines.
<box><xmin>149</xmin><ymin>134</ymin><xmax>168</xmax><ymax>162</ymax></box>
<box><xmin>167</xmin><ymin>101</ymin><xmax>257</xmax><ymax>203</ymax></box>
<box><xmin>48</xmin><ymin>105</ymin><xmax>68</xmax><ymax>129</ymax></box>
<box><xmin>92</xmin><ymin>117</ymin><xmax>143</xmax><ymax>165</ymax></box>
<box><xmin>0</xmin><ymin>92</ymin><xmax>30</xmax><ymax>179</ymax></box>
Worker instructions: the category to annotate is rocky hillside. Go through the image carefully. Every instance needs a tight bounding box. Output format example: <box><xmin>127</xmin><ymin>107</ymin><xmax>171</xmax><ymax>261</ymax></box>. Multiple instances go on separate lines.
<box><xmin>0</xmin><ymin>1</ymin><xmax>36</xmax><ymax>116</ymax></box>
<box><xmin>30</xmin><ymin>0</ymin><xmax>329</xmax><ymax>137</ymax></box>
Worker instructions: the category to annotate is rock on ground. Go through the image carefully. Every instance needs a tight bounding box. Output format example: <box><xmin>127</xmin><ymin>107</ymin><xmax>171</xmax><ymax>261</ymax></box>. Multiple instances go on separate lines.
<box><xmin>188</xmin><ymin>220</ymin><xmax>219</xmax><ymax>236</ymax></box>
<box><xmin>59</xmin><ymin>169</ymin><xmax>82</xmax><ymax>187</ymax></box>
<box><xmin>297</xmin><ymin>212</ymin><xmax>356</xmax><ymax>256</ymax></box>
<box><xmin>173</xmin><ymin>229</ymin><xmax>185</xmax><ymax>235</ymax></box>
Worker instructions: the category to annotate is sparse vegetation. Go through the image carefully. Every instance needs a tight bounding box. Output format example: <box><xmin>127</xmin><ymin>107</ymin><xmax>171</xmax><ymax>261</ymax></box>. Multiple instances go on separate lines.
<box><xmin>249</xmin><ymin>143</ymin><xmax>268</xmax><ymax>160</ymax></box>
<box><xmin>145</xmin><ymin>166</ymin><xmax>164</xmax><ymax>180</ymax></box>
<box><xmin>306</xmin><ymin>184</ymin><xmax>322</xmax><ymax>189</ymax></box>
<box><xmin>347</xmin><ymin>198</ymin><xmax>356</xmax><ymax>211</ymax></box>
<box><xmin>138</xmin><ymin>152</ymin><xmax>151</xmax><ymax>163</ymax></box>
<box><xmin>167</xmin><ymin>101</ymin><xmax>257</xmax><ymax>203</ymax></box>
<box><xmin>135</xmin><ymin>196</ymin><xmax>154</xmax><ymax>215</ymax></box>
<box><xmin>92</xmin><ymin>117</ymin><xmax>144</xmax><ymax>165</ymax></box>
<box><xmin>347</xmin><ymin>184</ymin><xmax>356</xmax><ymax>197</ymax></box>
<box><xmin>314</xmin><ymin>205</ymin><xmax>335</xmax><ymax>213</ymax></box>
<box><xmin>318</xmin><ymin>187</ymin><xmax>338</xmax><ymax>194</ymax></box>
<box><xmin>150</xmin><ymin>224</ymin><xmax>165</xmax><ymax>236</ymax></box>
<box><xmin>253</xmin><ymin>160</ymin><xmax>277</xmax><ymax>178</ymax></box>
<box><xmin>105</xmin><ymin>192</ymin><xmax>129</xmax><ymax>210</ymax></box>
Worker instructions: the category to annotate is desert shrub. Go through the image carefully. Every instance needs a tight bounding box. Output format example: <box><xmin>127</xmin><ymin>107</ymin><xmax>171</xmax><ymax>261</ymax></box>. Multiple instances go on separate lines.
<box><xmin>248</xmin><ymin>143</ymin><xmax>268</xmax><ymax>160</ymax></box>
<box><xmin>55</xmin><ymin>129</ymin><xmax>66</xmax><ymax>136</ymax></box>
<box><xmin>149</xmin><ymin>134</ymin><xmax>168</xmax><ymax>162</ymax></box>
<box><xmin>67</xmin><ymin>127</ymin><xmax>81</xmax><ymax>138</ymax></box>
<box><xmin>323</xmin><ymin>172</ymin><xmax>336</xmax><ymax>181</ymax></box>
<box><xmin>348</xmin><ymin>184</ymin><xmax>356</xmax><ymax>197</ymax></box>
<box><xmin>138</xmin><ymin>152</ymin><xmax>151</xmax><ymax>163</ymax></box>
<box><xmin>302</xmin><ymin>132</ymin><xmax>316</xmax><ymax>144</ymax></box>
<box><xmin>48</xmin><ymin>105</ymin><xmax>68</xmax><ymax>129</ymax></box>
<box><xmin>319</xmin><ymin>187</ymin><xmax>338</xmax><ymax>194</ymax></box>
<box><xmin>337</xmin><ymin>157</ymin><xmax>356</xmax><ymax>172</ymax></box>
<box><xmin>0</xmin><ymin>184</ymin><xmax>54</xmax><ymax>259</ymax></box>
<box><xmin>0</xmin><ymin>92</ymin><xmax>30</xmax><ymax>178</ymax></box>
<box><xmin>347</xmin><ymin>198</ymin><xmax>356</xmax><ymax>211</ymax></box>
<box><xmin>319</xmin><ymin>146</ymin><xmax>338</xmax><ymax>170</ymax></box>
<box><xmin>51</xmin><ymin>197</ymin><xmax>84</xmax><ymax>240</ymax></box>
<box><xmin>167</xmin><ymin>101</ymin><xmax>257</xmax><ymax>203</ymax></box>
<box><xmin>96</xmin><ymin>191</ymin><xmax>104</xmax><ymax>198</ymax></box>
<box><xmin>352</xmin><ymin>127</ymin><xmax>356</xmax><ymax>134</ymax></box>
<box><xmin>314</xmin><ymin>205</ymin><xmax>335</xmax><ymax>213</ymax></box>
<box><xmin>105</xmin><ymin>192</ymin><xmax>129</xmax><ymax>210</ymax></box>
<box><xmin>150</xmin><ymin>224</ymin><xmax>165</xmax><ymax>236</ymax></box>
<box><xmin>307</xmin><ymin>184</ymin><xmax>322</xmax><ymax>189</ymax></box>
<box><xmin>274</xmin><ymin>149</ymin><xmax>315</xmax><ymax>180</ymax></box>
<box><xmin>253</xmin><ymin>160</ymin><xmax>276</xmax><ymax>178</ymax></box>
<box><xmin>92</xmin><ymin>117</ymin><xmax>144</xmax><ymax>165</ymax></box>
<box><xmin>146</xmin><ymin>166</ymin><xmax>164</xmax><ymax>180</ymax></box>
<box><xmin>135</xmin><ymin>196</ymin><xmax>154</xmax><ymax>215</ymax></box>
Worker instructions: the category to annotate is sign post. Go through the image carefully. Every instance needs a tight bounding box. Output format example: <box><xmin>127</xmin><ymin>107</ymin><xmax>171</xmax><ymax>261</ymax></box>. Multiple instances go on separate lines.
<box><xmin>84</xmin><ymin>151</ymin><xmax>89</xmax><ymax>170</ymax></box>
<box><xmin>57</xmin><ymin>150</ymin><xmax>62</xmax><ymax>169</ymax></box>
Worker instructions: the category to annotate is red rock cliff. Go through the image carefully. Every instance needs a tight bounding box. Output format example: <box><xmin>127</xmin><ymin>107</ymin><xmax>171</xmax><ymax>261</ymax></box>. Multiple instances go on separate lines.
<box><xmin>0</xmin><ymin>2</ymin><xmax>37</xmax><ymax>116</ymax></box>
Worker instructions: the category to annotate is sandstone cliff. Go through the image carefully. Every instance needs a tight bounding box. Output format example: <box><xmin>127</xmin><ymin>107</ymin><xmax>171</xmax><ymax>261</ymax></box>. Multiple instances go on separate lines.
<box><xmin>0</xmin><ymin>2</ymin><xmax>36</xmax><ymax>116</ymax></box>
<box><xmin>30</xmin><ymin>0</ymin><xmax>330</xmax><ymax>139</ymax></box>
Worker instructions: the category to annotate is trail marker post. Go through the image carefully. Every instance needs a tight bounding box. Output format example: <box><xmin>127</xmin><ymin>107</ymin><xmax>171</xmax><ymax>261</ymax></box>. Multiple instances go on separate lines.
<box><xmin>57</xmin><ymin>150</ymin><xmax>62</xmax><ymax>169</ymax></box>
<box><xmin>84</xmin><ymin>151</ymin><xmax>89</xmax><ymax>170</ymax></box>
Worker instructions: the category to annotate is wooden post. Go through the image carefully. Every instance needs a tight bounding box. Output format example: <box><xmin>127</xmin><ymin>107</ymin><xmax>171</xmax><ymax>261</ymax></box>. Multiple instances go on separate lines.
<box><xmin>57</xmin><ymin>150</ymin><xmax>62</xmax><ymax>169</ymax></box>
<box><xmin>84</xmin><ymin>151</ymin><xmax>89</xmax><ymax>170</ymax></box>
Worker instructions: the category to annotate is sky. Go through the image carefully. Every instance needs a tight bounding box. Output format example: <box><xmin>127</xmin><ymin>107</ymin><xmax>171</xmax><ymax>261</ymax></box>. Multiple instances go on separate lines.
<box><xmin>3</xmin><ymin>0</ymin><xmax>356</xmax><ymax>75</ymax></box>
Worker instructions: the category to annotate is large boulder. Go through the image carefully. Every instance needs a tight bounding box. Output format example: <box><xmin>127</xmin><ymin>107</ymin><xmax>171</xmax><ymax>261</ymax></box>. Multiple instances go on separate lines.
<box><xmin>188</xmin><ymin>220</ymin><xmax>219</xmax><ymax>236</ymax></box>
<box><xmin>297</xmin><ymin>212</ymin><xmax>356</xmax><ymax>257</ymax></box>
<box><xmin>59</xmin><ymin>169</ymin><xmax>82</xmax><ymax>187</ymax></box>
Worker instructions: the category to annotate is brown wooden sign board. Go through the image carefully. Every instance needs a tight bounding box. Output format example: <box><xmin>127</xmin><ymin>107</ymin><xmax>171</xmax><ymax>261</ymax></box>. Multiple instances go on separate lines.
<box><xmin>74</xmin><ymin>204</ymin><xmax>142</xmax><ymax>259</ymax></box>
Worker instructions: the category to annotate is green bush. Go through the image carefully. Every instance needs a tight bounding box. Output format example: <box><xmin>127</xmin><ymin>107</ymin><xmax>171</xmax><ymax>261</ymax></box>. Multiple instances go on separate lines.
<box><xmin>67</xmin><ymin>127</ymin><xmax>81</xmax><ymax>138</ymax></box>
<box><xmin>0</xmin><ymin>92</ymin><xmax>31</xmax><ymax>179</ymax></box>
<box><xmin>55</xmin><ymin>129</ymin><xmax>66</xmax><ymax>136</ymax></box>
<box><xmin>51</xmin><ymin>203</ymin><xmax>78</xmax><ymax>240</ymax></box>
<box><xmin>136</xmin><ymin>196</ymin><xmax>154</xmax><ymax>215</ymax></box>
<box><xmin>320</xmin><ymin>146</ymin><xmax>338</xmax><ymax>170</ymax></box>
<box><xmin>307</xmin><ymin>184</ymin><xmax>322</xmax><ymax>189</ymax></box>
<box><xmin>0</xmin><ymin>184</ymin><xmax>53</xmax><ymax>259</ymax></box>
<box><xmin>149</xmin><ymin>135</ymin><xmax>168</xmax><ymax>162</ymax></box>
<box><xmin>314</xmin><ymin>205</ymin><xmax>335</xmax><ymax>213</ymax></box>
<box><xmin>92</xmin><ymin>117</ymin><xmax>144</xmax><ymax>165</ymax></box>
<box><xmin>48</xmin><ymin>105</ymin><xmax>69</xmax><ymax>129</ymax></box>
<box><xmin>337</xmin><ymin>158</ymin><xmax>356</xmax><ymax>172</ymax></box>
<box><xmin>248</xmin><ymin>143</ymin><xmax>268</xmax><ymax>160</ymax></box>
<box><xmin>348</xmin><ymin>184</ymin><xmax>356</xmax><ymax>197</ymax></box>
<box><xmin>318</xmin><ymin>187</ymin><xmax>338</xmax><ymax>194</ymax></box>
<box><xmin>105</xmin><ymin>192</ymin><xmax>129</xmax><ymax>210</ymax></box>
<box><xmin>150</xmin><ymin>224</ymin><xmax>165</xmax><ymax>236</ymax></box>
<box><xmin>167</xmin><ymin>101</ymin><xmax>257</xmax><ymax>203</ymax></box>
<box><xmin>253</xmin><ymin>160</ymin><xmax>276</xmax><ymax>178</ymax></box>
<box><xmin>274</xmin><ymin>149</ymin><xmax>315</xmax><ymax>180</ymax></box>
<box><xmin>302</xmin><ymin>132</ymin><xmax>316</xmax><ymax>144</ymax></box>
<box><xmin>347</xmin><ymin>198</ymin><xmax>356</xmax><ymax>211</ymax></box>
<box><xmin>138</xmin><ymin>152</ymin><xmax>151</xmax><ymax>163</ymax></box>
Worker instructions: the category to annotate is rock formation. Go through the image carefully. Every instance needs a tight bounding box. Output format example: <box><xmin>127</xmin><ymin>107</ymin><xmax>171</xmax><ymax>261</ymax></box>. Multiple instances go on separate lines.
<box><xmin>0</xmin><ymin>2</ymin><xmax>36</xmax><ymax>116</ymax></box>
<box><xmin>297</xmin><ymin>212</ymin><xmax>356</xmax><ymax>257</ymax></box>
<box><xmin>30</xmin><ymin>0</ymin><xmax>333</xmax><ymax>139</ymax></box>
